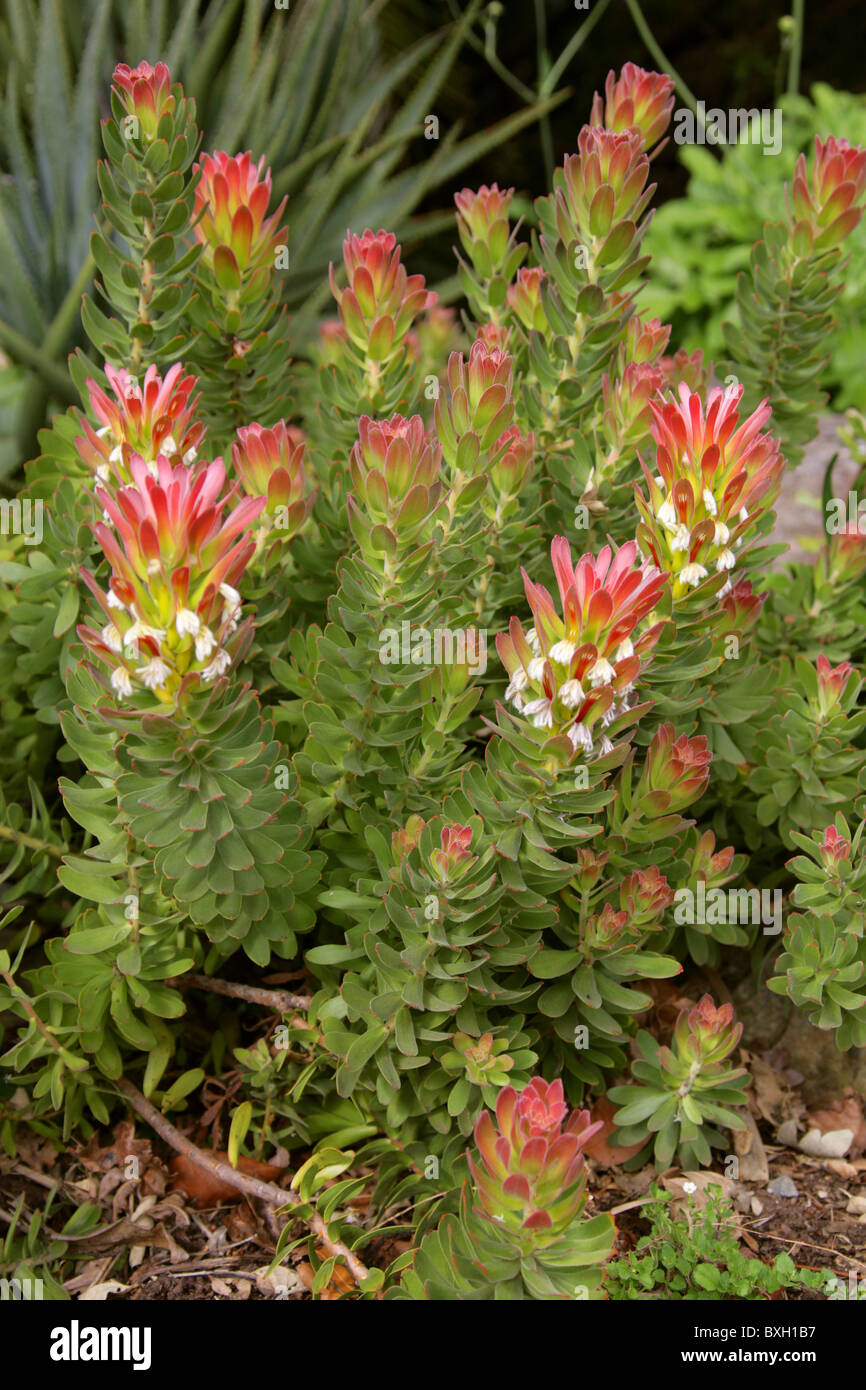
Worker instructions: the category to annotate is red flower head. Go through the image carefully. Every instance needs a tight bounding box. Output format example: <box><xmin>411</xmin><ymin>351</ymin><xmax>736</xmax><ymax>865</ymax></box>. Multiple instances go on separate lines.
<box><xmin>691</xmin><ymin>829</ymin><xmax>736</xmax><ymax>886</ymax></box>
<box><xmin>573</xmin><ymin>846</ymin><xmax>610</xmax><ymax>892</ymax></box>
<box><xmin>496</xmin><ymin>537</ymin><xmax>666</xmax><ymax>761</ymax></box>
<box><xmin>391</xmin><ymin>815</ymin><xmax>426</xmax><ymax>862</ymax></box>
<box><xmin>76</xmin><ymin>363</ymin><xmax>205</xmax><ymax>487</ymax></box>
<box><xmin>815</xmin><ymin>652</ymin><xmax>854</xmax><ymax>717</ymax></box>
<box><xmin>819</xmin><ymin>823</ymin><xmax>851</xmax><ymax>869</ymax></box>
<box><xmin>475</xmin><ymin>321</ymin><xmax>513</xmax><ymax>353</ymax></box>
<box><xmin>636</xmin><ymin>723</ymin><xmax>712</xmax><ymax>816</ymax></box>
<box><xmin>329</xmin><ymin>229</ymin><xmax>435</xmax><ymax>363</ymax></box>
<box><xmin>111</xmin><ymin>62</ymin><xmax>174</xmax><ymax>139</ymax></box>
<box><xmin>231</xmin><ymin>421</ymin><xmax>315</xmax><ymax>538</ymax></box>
<box><xmin>827</xmin><ymin>521</ymin><xmax>866</xmax><ymax>584</ymax></box>
<box><xmin>430</xmin><ymin>823</ymin><xmax>474</xmax><ymax>880</ymax></box>
<box><xmin>349</xmin><ymin>414</ymin><xmax>441</xmax><ymax>523</ymax></box>
<box><xmin>585</xmin><ymin>902</ymin><xmax>631</xmax><ymax>950</ymax></box>
<box><xmin>468</xmin><ymin>1078</ymin><xmax>601</xmax><ymax>1246</ymax></box>
<box><xmin>792</xmin><ymin>136</ymin><xmax>866</xmax><ymax>251</ymax></box>
<box><xmin>620</xmin><ymin>865</ymin><xmax>674</xmax><ymax>926</ymax></box>
<box><xmin>193</xmin><ymin>151</ymin><xmax>287</xmax><ymax>302</ymax></box>
<box><xmin>488</xmin><ymin>425</ymin><xmax>534</xmax><ymax>501</ymax></box>
<box><xmin>658</xmin><ymin>347</ymin><xmax>710</xmax><ymax>395</ymax></box>
<box><xmin>673</xmin><ymin>994</ymin><xmax>742</xmax><ymax>1066</ymax></box>
<box><xmin>601</xmin><ymin>359</ymin><xmax>665</xmax><ymax>453</ymax></box>
<box><xmin>556</xmin><ymin>127</ymin><xmax>651</xmax><ymax>245</ymax></box>
<box><xmin>636</xmin><ymin>381</ymin><xmax>784</xmax><ymax>601</ymax></box>
<box><xmin>718</xmin><ymin>577</ymin><xmax>766</xmax><ymax>637</ymax></box>
<box><xmin>590</xmin><ymin>63</ymin><xmax>675</xmax><ymax>152</ymax></box>
<box><xmin>78</xmin><ymin>455</ymin><xmax>263</xmax><ymax>707</ymax></box>
<box><xmin>624</xmin><ymin>314</ymin><xmax>671</xmax><ymax>366</ymax></box>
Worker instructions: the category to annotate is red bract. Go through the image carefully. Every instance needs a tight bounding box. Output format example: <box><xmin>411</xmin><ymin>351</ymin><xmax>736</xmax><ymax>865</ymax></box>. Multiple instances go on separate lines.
<box><xmin>330</xmin><ymin>229</ymin><xmax>435</xmax><ymax>362</ymax></box>
<box><xmin>636</xmin><ymin>382</ymin><xmax>784</xmax><ymax>601</ymax></box>
<box><xmin>590</xmin><ymin>63</ymin><xmax>675</xmax><ymax>152</ymax></box>
<box><xmin>111</xmin><ymin>61</ymin><xmax>174</xmax><ymax>138</ymax></box>
<box><xmin>193</xmin><ymin>151</ymin><xmax>286</xmax><ymax>301</ymax></box>
<box><xmin>231</xmin><ymin>421</ymin><xmax>314</xmax><ymax>537</ymax></box>
<box><xmin>497</xmin><ymin>537</ymin><xmax>666</xmax><ymax>760</ymax></box>
<box><xmin>624</xmin><ymin>314</ymin><xmax>671</xmax><ymax>365</ymax></box>
<box><xmin>468</xmin><ymin>1079</ymin><xmax>601</xmax><ymax>1245</ymax></box>
<box><xmin>76</xmin><ymin>363</ymin><xmax>205</xmax><ymax>486</ymax></box>
<box><xmin>78</xmin><ymin>455</ymin><xmax>264</xmax><ymax>706</ymax></box>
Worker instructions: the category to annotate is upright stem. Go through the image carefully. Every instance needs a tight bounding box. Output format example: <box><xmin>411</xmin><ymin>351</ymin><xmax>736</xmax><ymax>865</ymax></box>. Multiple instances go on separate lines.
<box><xmin>623</xmin><ymin>0</ymin><xmax>700</xmax><ymax>118</ymax></box>
<box><xmin>786</xmin><ymin>0</ymin><xmax>805</xmax><ymax>96</ymax></box>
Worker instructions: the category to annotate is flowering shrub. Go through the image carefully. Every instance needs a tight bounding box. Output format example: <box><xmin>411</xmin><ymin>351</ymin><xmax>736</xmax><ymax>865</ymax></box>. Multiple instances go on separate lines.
<box><xmin>1</xmin><ymin>54</ymin><xmax>866</xmax><ymax>1301</ymax></box>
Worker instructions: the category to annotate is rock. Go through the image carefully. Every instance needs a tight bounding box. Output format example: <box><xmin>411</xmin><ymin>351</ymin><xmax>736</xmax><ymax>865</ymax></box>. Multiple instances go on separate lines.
<box><xmin>751</xmin><ymin>1197</ymin><xmax>764</xmax><ymax>1216</ymax></box>
<box><xmin>767</xmin><ymin>1175</ymin><xmax>799</xmax><ymax>1197</ymax></box>
<box><xmin>798</xmin><ymin>1127</ymin><xmax>854</xmax><ymax>1158</ymax></box>
<box><xmin>734</xmin><ymin>976</ymin><xmax>866</xmax><ymax>1104</ymax></box>
<box><xmin>776</xmin><ymin>1119</ymin><xmax>799</xmax><ymax>1147</ymax></box>
<box><xmin>846</xmin><ymin>1195</ymin><xmax>866</xmax><ymax>1216</ymax></box>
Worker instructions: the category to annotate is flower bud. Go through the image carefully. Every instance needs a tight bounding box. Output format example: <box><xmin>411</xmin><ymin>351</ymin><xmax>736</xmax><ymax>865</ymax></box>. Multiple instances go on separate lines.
<box><xmin>815</xmin><ymin>652</ymin><xmax>854</xmax><ymax>717</ymax></box>
<box><xmin>231</xmin><ymin>421</ymin><xmax>314</xmax><ymax>538</ymax></box>
<box><xmin>507</xmin><ymin>267</ymin><xmax>548</xmax><ymax>334</ymax></box>
<box><xmin>468</xmin><ymin>1079</ymin><xmax>601</xmax><ymax>1247</ymax></box>
<box><xmin>193</xmin><ymin>151</ymin><xmax>287</xmax><ymax>306</ymax></box>
<box><xmin>454</xmin><ymin>183</ymin><xmax>514</xmax><ymax>276</ymax></box>
<box><xmin>111</xmin><ymin>61</ymin><xmax>174</xmax><ymax>140</ymax></box>
<box><xmin>590</xmin><ymin>63</ymin><xmax>675</xmax><ymax>152</ymax></box>
<box><xmin>819</xmin><ymin>824</ymin><xmax>851</xmax><ymax>869</ymax></box>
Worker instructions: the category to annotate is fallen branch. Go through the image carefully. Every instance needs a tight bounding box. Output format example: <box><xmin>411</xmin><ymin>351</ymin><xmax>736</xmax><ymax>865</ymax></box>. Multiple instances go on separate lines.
<box><xmin>178</xmin><ymin>972</ymin><xmax>311</xmax><ymax>1012</ymax></box>
<box><xmin>115</xmin><ymin>1078</ymin><xmax>370</xmax><ymax>1286</ymax></box>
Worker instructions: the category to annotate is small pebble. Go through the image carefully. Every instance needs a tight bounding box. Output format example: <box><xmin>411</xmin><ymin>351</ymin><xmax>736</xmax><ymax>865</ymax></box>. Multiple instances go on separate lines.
<box><xmin>767</xmin><ymin>1175</ymin><xmax>799</xmax><ymax>1198</ymax></box>
<box><xmin>751</xmin><ymin>1197</ymin><xmax>764</xmax><ymax>1216</ymax></box>
<box><xmin>776</xmin><ymin>1120</ymin><xmax>799</xmax><ymax>1147</ymax></box>
<box><xmin>846</xmin><ymin>1195</ymin><xmax>866</xmax><ymax>1216</ymax></box>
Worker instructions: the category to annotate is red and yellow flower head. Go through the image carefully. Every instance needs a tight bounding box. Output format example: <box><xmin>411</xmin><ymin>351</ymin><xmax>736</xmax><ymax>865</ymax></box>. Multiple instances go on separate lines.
<box><xmin>636</xmin><ymin>382</ymin><xmax>784</xmax><ymax>601</ymax></box>
<box><xmin>468</xmin><ymin>1078</ymin><xmax>601</xmax><ymax>1245</ymax></box>
<box><xmin>76</xmin><ymin>362</ymin><xmax>205</xmax><ymax>487</ymax></box>
<box><xmin>79</xmin><ymin>454</ymin><xmax>264</xmax><ymax>706</ymax></box>
<box><xmin>496</xmin><ymin>536</ymin><xmax>666</xmax><ymax>760</ymax></box>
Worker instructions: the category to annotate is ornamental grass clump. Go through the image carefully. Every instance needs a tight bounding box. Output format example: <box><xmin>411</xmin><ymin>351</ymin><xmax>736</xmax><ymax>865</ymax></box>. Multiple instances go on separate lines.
<box><xmin>2</xmin><ymin>54</ymin><xmax>866</xmax><ymax>1299</ymax></box>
